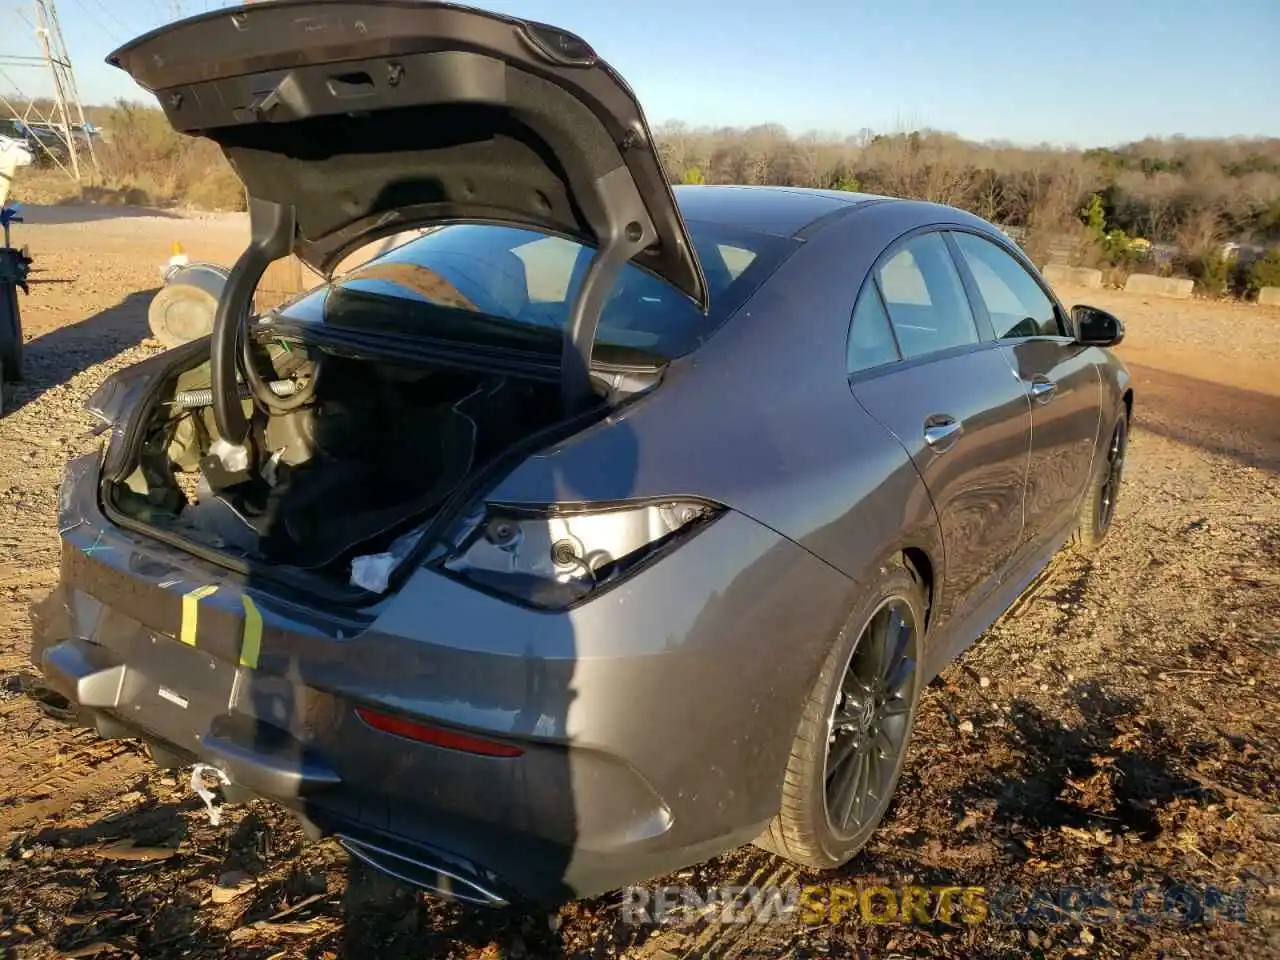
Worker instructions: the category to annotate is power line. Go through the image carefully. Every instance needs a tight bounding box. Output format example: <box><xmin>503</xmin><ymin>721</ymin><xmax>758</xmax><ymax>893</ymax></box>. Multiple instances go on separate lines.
<box><xmin>82</xmin><ymin>0</ymin><xmax>127</xmax><ymax>33</ymax></box>
<box><xmin>70</xmin><ymin>0</ymin><xmax>126</xmax><ymax>39</ymax></box>
<box><xmin>0</xmin><ymin>0</ymin><xmax>100</xmax><ymax>182</ymax></box>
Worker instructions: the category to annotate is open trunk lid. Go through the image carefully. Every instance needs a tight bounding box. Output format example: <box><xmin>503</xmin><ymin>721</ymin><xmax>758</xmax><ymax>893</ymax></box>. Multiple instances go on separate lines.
<box><xmin>109</xmin><ymin>0</ymin><xmax>706</xmax><ymax>434</ymax></box>
<box><xmin>106</xmin><ymin>0</ymin><xmax>707</xmax><ymax>304</ymax></box>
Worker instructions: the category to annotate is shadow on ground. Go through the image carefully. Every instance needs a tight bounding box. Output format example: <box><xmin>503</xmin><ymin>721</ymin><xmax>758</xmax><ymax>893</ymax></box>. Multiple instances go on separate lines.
<box><xmin>4</xmin><ymin>289</ymin><xmax>155</xmax><ymax>416</ymax></box>
<box><xmin>951</xmin><ymin>678</ymin><xmax>1221</xmax><ymax>844</ymax></box>
<box><xmin>3</xmin><ymin>781</ymin><xmax>648</xmax><ymax>958</ymax></box>
<box><xmin>18</xmin><ymin>201</ymin><xmax>185</xmax><ymax>225</ymax></box>
<box><xmin>1127</xmin><ymin>362</ymin><xmax>1280</xmax><ymax>472</ymax></box>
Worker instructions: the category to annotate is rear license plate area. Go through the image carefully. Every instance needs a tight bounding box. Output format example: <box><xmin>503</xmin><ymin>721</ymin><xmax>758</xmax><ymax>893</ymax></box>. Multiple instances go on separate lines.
<box><xmin>118</xmin><ymin>633</ymin><xmax>238</xmax><ymax>750</ymax></box>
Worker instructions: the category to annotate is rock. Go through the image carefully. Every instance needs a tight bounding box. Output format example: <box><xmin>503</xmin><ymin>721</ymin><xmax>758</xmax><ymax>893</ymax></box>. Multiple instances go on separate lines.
<box><xmin>212</xmin><ymin>870</ymin><xmax>255</xmax><ymax>904</ymax></box>
<box><xmin>958</xmin><ymin>720</ymin><xmax>975</xmax><ymax>735</ymax></box>
<box><xmin>94</xmin><ymin>839</ymin><xmax>176</xmax><ymax>862</ymax></box>
<box><xmin>61</xmin><ymin>942</ymin><xmax>114</xmax><ymax>958</ymax></box>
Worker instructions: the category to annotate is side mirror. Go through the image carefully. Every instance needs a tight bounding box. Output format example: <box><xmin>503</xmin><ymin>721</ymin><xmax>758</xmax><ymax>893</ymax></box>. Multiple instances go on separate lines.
<box><xmin>1071</xmin><ymin>304</ymin><xmax>1125</xmax><ymax>347</ymax></box>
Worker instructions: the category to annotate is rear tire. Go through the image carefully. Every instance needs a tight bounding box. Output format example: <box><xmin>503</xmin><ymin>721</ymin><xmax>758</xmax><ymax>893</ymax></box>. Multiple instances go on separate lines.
<box><xmin>1071</xmin><ymin>406</ymin><xmax>1129</xmax><ymax>551</ymax></box>
<box><xmin>755</xmin><ymin>558</ymin><xmax>925</xmax><ymax>869</ymax></box>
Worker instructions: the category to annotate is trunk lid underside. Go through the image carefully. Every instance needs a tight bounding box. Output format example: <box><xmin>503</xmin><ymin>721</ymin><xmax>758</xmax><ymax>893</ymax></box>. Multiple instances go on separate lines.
<box><xmin>106</xmin><ymin>0</ymin><xmax>707</xmax><ymax>305</ymax></box>
<box><xmin>109</xmin><ymin>0</ymin><xmax>708</xmax><ymax>428</ymax></box>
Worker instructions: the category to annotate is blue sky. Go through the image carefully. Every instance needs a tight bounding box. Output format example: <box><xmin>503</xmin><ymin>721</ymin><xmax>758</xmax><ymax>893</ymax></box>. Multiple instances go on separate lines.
<box><xmin>3</xmin><ymin>0</ymin><xmax>1278</xmax><ymax>147</ymax></box>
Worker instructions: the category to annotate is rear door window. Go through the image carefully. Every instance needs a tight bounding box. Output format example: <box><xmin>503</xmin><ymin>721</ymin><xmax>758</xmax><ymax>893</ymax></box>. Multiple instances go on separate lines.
<box><xmin>875</xmin><ymin>233</ymin><xmax>980</xmax><ymax>360</ymax></box>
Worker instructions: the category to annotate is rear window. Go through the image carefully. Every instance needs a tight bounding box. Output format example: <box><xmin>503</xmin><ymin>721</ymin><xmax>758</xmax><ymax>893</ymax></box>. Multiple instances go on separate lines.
<box><xmin>279</xmin><ymin>221</ymin><xmax>796</xmax><ymax>360</ymax></box>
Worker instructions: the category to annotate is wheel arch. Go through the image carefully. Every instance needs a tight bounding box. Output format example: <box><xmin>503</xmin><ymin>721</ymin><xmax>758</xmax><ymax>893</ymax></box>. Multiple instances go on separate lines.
<box><xmin>900</xmin><ymin>545</ymin><xmax>936</xmax><ymax>630</ymax></box>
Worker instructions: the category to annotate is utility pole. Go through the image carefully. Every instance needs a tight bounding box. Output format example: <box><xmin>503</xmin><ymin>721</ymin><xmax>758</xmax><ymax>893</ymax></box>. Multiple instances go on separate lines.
<box><xmin>0</xmin><ymin>0</ymin><xmax>100</xmax><ymax>181</ymax></box>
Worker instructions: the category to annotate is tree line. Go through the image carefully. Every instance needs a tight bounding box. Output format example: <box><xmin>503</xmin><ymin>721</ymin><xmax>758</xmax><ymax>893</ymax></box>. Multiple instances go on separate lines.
<box><xmin>11</xmin><ymin>99</ymin><xmax>1280</xmax><ymax>295</ymax></box>
<box><xmin>656</xmin><ymin>123</ymin><xmax>1280</xmax><ymax>295</ymax></box>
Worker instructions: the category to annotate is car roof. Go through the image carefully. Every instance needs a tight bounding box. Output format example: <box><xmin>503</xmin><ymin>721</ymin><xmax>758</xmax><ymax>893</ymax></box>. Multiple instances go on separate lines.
<box><xmin>673</xmin><ymin>184</ymin><xmax>887</xmax><ymax>238</ymax></box>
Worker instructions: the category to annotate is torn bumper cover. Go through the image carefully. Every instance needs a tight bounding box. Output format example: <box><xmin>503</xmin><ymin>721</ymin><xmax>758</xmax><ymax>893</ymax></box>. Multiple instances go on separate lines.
<box><xmin>35</xmin><ymin>465</ymin><xmax>554</xmax><ymax>905</ymax></box>
<box><xmin>33</xmin><ymin>452</ymin><xmax>827</xmax><ymax>905</ymax></box>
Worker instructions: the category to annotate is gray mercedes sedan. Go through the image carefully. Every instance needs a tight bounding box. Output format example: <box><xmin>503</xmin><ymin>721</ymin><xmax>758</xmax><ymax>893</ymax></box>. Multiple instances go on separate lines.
<box><xmin>32</xmin><ymin>0</ymin><xmax>1131</xmax><ymax>906</ymax></box>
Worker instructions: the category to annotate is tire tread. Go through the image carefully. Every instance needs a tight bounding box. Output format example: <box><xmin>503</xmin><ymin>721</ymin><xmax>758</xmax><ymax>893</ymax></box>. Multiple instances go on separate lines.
<box><xmin>755</xmin><ymin>558</ymin><xmax>922</xmax><ymax>870</ymax></box>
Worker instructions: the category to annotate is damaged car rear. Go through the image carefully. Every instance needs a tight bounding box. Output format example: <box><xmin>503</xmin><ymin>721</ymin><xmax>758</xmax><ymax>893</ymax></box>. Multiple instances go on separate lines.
<box><xmin>34</xmin><ymin>0</ymin><xmax>816</xmax><ymax>906</ymax></box>
<box><xmin>33</xmin><ymin>0</ymin><xmax>1132</xmax><ymax>909</ymax></box>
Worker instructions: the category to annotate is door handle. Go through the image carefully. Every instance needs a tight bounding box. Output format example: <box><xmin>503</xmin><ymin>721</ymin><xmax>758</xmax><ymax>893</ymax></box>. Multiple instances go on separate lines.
<box><xmin>923</xmin><ymin>415</ymin><xmax>962</xmax><ymax>451</ymax></box>
<box><xmin>1030</xmin><ymin>378</ymin><xmax>1056</xmax><ymax>403</ymax></box>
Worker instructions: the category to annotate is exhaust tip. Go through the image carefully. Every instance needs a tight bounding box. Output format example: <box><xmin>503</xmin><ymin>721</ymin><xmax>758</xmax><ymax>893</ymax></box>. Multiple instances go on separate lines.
<box><xmin>337</xmin><ymin>836</ymin><xmax>508</xmax><ymax>907</ymax></box>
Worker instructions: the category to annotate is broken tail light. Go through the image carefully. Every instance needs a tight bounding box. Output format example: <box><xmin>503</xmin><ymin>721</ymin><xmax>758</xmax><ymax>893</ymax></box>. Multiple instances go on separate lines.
<box><xmin>442</xmin><ymin>499</ymin><xmax>722</xmax><ymax>609</ymax></box>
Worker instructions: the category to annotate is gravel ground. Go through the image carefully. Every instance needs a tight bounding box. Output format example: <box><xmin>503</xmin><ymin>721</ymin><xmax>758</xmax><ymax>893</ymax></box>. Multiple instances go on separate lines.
<box><xmin>0</xmin><ymin>209</ymin><xmax>1277</xmax><ymax>959</ymax></box>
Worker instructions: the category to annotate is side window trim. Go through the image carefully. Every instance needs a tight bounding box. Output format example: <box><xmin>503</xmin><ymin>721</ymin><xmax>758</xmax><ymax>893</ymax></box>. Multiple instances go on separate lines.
<box><xmin>851</xmin><ymin>338</ymin><xmax>1009</xmax><ymax>382</ymax></box>
<box><xmin>945</xmin><ymin>226</ymin><xmax>1071</xmax><ymax>340</ymax></box>
<box><xmin>868</xmin><ymin>276</ymin><xmax>904</xmax><ymax>358</ymax></box>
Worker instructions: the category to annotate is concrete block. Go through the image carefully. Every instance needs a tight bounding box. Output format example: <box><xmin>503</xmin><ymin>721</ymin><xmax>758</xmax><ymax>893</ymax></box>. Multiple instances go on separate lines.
<box><xmin>1123</xmin><ymin>274</ymin><xmax>1194</xmax><ymax>299</ymax></box>
<box><xmin>1257</xmin><ymin>286</ymin><xmax>1280</xmax><ymax>307</ymax></box>
<box><xmin>1041</xmin><ymin>264</ymin><xmax>1103</xmax><ymax>289</ymax></box>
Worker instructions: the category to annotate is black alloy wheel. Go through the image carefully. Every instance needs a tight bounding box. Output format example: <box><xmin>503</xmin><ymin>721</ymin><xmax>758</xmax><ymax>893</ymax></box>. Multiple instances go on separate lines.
<box><xmin>823</xmin><ymin>598</ymin><xmax>918</xmax><ymax>838</ymax></box>
<box><xmin>1096</xmin><ymin>415</ymin><xmax>1127</xmax><ymax>533</ymax></box>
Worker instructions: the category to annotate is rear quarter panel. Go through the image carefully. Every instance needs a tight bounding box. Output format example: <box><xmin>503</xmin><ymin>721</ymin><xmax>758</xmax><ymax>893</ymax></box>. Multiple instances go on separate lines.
<box><xmin>490</xmin><ymin>200</ymin><xmax>949</xmax><ymax>596</ymax></box>
<box><xmin>484</xmin><ymin>203</ymin><xmax>959</xmax><ymax>791</ymax></box>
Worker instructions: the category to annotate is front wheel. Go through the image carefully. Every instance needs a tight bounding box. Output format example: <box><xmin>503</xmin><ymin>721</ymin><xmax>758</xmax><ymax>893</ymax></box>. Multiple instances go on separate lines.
<box><xmin>1072</xmin><ymin>407</ymin><xmax>1129</xmax><ymax>551</ymax></box>
<box><xmin>756</xmin><ymin>559</ymin><xmax>925</xmax><ymax>869</ymax></box>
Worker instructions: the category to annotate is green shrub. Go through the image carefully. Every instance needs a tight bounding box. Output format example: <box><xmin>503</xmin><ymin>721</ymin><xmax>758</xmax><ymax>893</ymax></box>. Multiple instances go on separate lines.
<box><xmin>1099</xmin><ymin>229</ymin><xmax>1138</xmax><ymax>268</ymax></box>
<box><xmin>681</xmin><ymin>165</ymin><xmax>706</xmax><ymax>185</ymax></box>
<box><xmin>1246</xmin><ymin>248</ymin><xmax>1280</xmax><ymax>299</ymax></box>
<box><xmin>1080</xmin><ymin>193</ymin><xmax>1106</xmax><ymax>242</ymax></box>
<box><xmin>1184</xmin><ymin>251</ymin><xmax>1233</xmax><ymax>297</ymax></box>
<box><xmin>183</xmin><ymin>165</ymin><xmax>247</xmax><ymax>211</ymax></box>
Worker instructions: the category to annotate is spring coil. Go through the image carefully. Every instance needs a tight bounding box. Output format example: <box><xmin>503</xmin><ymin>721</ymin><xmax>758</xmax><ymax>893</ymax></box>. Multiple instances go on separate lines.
<box><xmin>171</xmin><ymin>379</ymin><xmax>300</xmax><ymax>410</ymax></box>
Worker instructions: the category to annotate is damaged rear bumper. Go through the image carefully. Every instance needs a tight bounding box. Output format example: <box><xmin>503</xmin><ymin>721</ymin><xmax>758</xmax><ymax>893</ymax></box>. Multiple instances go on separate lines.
<box><xmin>34</xmin><ymin>452</ymin><xmax>856</xmax><ymax>905</ymax></box>
<box><xmin>36</xmin><ymin>579</ymin><xmax>521</xmax><ymax>906</ymax></box>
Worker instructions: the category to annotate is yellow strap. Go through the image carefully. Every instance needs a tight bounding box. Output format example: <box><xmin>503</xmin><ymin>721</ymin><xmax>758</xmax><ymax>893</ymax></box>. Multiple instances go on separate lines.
<box><xmin>239</xmin><ymin>595</ymin><xmax>263</xmax><ymax>669</ymax></box>
<box><xmin>179</xmin><ymin>584</ymin><xmax>219</xmax><ymax>647</ymax></box>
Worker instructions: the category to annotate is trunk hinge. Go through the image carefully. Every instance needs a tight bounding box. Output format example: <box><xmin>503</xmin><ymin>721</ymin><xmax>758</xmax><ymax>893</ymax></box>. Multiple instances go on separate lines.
<box><xmin>210</xmin><ymin>197</ymin><xmax>296</xmax><ymax>446</ymax></box>
<box><xmin>559</xmin><ymin>166</ymin><xmax>656</xmax><ymax>414</ymax></box>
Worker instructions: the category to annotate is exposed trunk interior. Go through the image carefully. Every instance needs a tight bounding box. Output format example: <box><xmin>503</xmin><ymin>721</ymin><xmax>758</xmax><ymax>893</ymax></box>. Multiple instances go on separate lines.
<box><xmin>108</xmin><ymin>339</ymin><xmax>569</xmax><ymax>593</ymax></box>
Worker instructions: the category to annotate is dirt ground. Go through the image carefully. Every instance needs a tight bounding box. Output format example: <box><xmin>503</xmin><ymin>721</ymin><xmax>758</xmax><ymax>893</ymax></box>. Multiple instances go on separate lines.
<box><xmin>0</xmin><ymin>206</ymin><xmax>1277</xmax><ymax>959</ymax></box>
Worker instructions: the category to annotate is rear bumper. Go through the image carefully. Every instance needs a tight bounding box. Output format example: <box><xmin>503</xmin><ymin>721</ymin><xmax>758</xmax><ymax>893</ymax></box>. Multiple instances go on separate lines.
<box><xmin>35</xmin><ymin>453</ymin><xmax>856</xmax><ymax>904</ymax></box>
<box><xmin>37</xmin><ymin>624</ymin><xmax>549</xmax><ymax>906</ymax></box>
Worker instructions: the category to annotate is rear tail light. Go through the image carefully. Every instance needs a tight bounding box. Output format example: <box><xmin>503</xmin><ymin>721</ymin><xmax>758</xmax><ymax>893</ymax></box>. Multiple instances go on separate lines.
<box><xmin>355</xmin><ymin>707</ymin><xmax>524</xmax><ymax>757</ymax></box>
<box><xmin>442</xmin><ymin>498</ymin><xmax>722</xmax><ymax>609</ymax></box>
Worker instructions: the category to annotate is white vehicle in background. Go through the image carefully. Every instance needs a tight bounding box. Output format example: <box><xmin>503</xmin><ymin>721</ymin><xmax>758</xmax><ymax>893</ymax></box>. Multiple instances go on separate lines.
<box><xmin>0</xmin><ymin>135</ymin><xmax>34</xmax><ymax>209</ymax></box>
